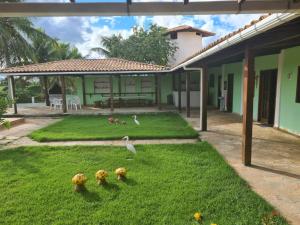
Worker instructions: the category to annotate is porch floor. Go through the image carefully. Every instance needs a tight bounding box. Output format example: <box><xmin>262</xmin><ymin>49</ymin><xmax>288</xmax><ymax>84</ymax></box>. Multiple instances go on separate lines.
<box><xmin>5</xmin><ymin>103</ymin><xmax>176</xmax><ymax>116</ymax></box>
<box><xmin>184</xmin><ymin>109</ymin><xmax>300</xmax><ymax>225</ymax></box>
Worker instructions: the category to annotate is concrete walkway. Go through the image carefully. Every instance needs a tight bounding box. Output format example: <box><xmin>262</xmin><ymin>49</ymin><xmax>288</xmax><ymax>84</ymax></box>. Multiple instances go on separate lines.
<box><xmin>184</xmin><ymin>110</ymin><xmax>300</xmax><ymax>225</ymax></box>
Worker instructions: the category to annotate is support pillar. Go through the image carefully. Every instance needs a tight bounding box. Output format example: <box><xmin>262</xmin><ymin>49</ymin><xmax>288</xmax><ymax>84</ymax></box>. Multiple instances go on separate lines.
<box><xmin>60</xmin><ymin>76</ymin><xmax>67</xmax><ymax>113</ymax></box>
<box><xmin>118</xmin><ymin>75</ymin><xmax>121</xmax><ymax>101</ymax></box>
<box><xmin>110</xmin><ymin>75</ymin><xmax>114</xmax><ymax>112</ymax></box>
<box><xmin>178</xmin><ymin>72</ymin><xmax>182</xmax><ymax>112</ymax></box>
<box><xmin>157</xmin><ymin>73</ymin><xmax>162</xmax><ymax>110</ymax></box>
<box><xmin>43</xmin><ymin>76</ymin><xmax>50</xmax><ymax>106</ymax></box>
<box><xmin>200</xmin><ymin>67</ymin><xmax>208</xmax><ymax>131</ymax></box>
<box><xmin>186</xmin><ymin>72</ymin><xmax>191</xmax><ymax>117</ymax></box>
<box><xmin>81</xmin><ymin>75</ymin><xmax>86</xmax><ymax>106</ymax></box>
<box><xmin>8</xmin><ymin>76</ymin><xmax>17</xmax><ymax>114</ymax></box>
<box><xmin>242</xmin><ymin>47</ymin><xmax>255</xmax><ymax>166</ymax></box>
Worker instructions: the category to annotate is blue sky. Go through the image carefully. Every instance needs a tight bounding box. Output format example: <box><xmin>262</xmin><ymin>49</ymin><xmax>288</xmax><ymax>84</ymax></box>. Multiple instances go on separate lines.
<box><xmin>28</xmin><ymin>0</ymin><xmax>263</xmax><ymax>58</ymax></box>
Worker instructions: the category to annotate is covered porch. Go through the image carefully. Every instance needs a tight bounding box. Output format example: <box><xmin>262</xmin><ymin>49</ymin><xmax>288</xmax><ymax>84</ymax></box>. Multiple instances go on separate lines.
<box><xmin>184</xmin><ymin>109</ymin><xmax>300</xmax><ymax>224</ymax></box>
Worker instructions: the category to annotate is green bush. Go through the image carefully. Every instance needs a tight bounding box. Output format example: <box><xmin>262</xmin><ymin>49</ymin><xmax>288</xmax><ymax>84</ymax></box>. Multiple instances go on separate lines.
<box><xmin>0</xmin><ymin>97</ymin><xmax>10</xmax><ymax>129</ymax></box>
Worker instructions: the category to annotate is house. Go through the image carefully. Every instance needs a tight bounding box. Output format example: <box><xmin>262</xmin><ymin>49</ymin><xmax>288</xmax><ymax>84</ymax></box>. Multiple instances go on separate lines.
<box><xmin>1</xmin><ymin>13</ymin><xmax>300</xmax><ymax>165</ymax></box>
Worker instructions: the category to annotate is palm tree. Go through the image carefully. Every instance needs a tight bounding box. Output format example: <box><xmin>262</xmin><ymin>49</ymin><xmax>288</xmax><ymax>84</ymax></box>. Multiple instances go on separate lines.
<box><xmin>0</xmin><ymin>15</ymin><xmax>53</xmax><ymax>67</ymax></box>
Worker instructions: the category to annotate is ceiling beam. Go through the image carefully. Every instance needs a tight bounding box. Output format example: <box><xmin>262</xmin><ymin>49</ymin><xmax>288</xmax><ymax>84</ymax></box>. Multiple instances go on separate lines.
<box><xmin>0</xmin><ymin>1</ymin><xmax>299</xmax><ymax>17</ymax></box>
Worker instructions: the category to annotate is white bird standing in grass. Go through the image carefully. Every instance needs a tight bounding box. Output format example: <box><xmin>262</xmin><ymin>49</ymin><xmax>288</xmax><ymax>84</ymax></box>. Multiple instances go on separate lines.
<box><xmin>122</xmin><ymin>136</ymin><xmax>136</xmax><ymax>154</ymax></box>
<box><xmin>133</xmin><ymin>115</ymin><xmax>140</xmax><ymax>125</ymax></box>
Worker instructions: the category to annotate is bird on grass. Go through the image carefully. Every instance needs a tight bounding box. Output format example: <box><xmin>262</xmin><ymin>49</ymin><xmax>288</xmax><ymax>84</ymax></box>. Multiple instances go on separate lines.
<box><xmin>122</xmin><ymin>136</ymin><xmax>136</xmax><ymax>154</ymax></box>
<box><xmin>133</xmin><ymin>115</ymin><xmax>140</xmax><ymax>125</ymax></box>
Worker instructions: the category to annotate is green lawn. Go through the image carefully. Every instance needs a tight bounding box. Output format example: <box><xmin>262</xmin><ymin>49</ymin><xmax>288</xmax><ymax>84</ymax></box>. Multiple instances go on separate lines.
<box><xmin>30</xmin><ymin>112</ymin><xmax>199</xmax><ymax>142</ymax></box>
<box><xmin>0</xmin><ymin>143</ymin><xmax>287</xmax><ymax>225</ymax></box>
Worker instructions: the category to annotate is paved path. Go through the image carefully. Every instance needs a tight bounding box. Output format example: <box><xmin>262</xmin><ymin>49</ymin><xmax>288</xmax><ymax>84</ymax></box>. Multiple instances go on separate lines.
<box><xmin>184</xmin><ymin>110</ymin><xmax>300</xmax><ymax>225</ymax></box>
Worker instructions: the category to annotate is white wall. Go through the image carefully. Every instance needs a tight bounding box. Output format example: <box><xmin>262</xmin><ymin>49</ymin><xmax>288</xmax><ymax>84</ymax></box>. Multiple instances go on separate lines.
<box><xmin>168</xmin><ymin>32</ymin><xmax>203</xmax><ymax>66</ymax></box>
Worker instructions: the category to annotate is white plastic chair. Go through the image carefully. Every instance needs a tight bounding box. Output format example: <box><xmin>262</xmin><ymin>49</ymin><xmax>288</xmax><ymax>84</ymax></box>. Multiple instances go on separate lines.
<box><xmin>71</xmin><ymin>96</ymin><xmax>81</xmax><ymax>111</ymax></box>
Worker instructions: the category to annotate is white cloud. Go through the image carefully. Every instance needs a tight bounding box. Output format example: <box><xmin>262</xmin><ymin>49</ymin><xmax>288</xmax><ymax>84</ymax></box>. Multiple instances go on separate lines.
<box><xmin>32</xmin><ymin>13</ymin><xmax>264</xmax><ymax>58</ymax></box>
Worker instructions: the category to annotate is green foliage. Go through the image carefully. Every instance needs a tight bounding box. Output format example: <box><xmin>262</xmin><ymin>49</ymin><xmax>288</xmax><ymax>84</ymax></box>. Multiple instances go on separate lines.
<box><xmin>92</xmin><ymin>24</ymin><xmax>177</xmax><ymax>66</ymax></box>
<box><xmin>0</xmin><ymin>143</ymin><xmax>288</xmax><ymax>225</ymax></box>
<box><xmin>30</xmin><ymin>113</ymin><xmax>199</xmax><ymax>142</ymax></box>
<box><xmin>0</xmin><ymin>97</ymin><xmax>10</xmax><ymax>129</ymax></box>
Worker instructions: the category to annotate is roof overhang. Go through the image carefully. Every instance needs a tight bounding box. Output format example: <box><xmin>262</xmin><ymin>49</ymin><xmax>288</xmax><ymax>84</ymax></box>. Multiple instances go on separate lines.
<box><xmin>0</xmin><ymin>70</ymin><xmax>169</xmax><ymax>77</ymax></box>
<box><xmin>0</xmin><ymin>1</ymin><xmax>300</xmax><ymax>17</ymax></box>
<box><xmin>171</xmin><ymin>12</ymin><xmax>300</xmax><ymax>71</ymax></box>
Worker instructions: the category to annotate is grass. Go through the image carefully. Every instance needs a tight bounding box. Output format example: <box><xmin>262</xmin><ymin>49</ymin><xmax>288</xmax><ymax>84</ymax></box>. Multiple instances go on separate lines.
<box><xmin>0</xmin><ymin>142</ymin><xmax>288</xmax><ymax>225</ymax></box>
<box><xmin>30</xmin><ymin>112</ymin><xmax>199</xmax><ymax>142</ymax></box>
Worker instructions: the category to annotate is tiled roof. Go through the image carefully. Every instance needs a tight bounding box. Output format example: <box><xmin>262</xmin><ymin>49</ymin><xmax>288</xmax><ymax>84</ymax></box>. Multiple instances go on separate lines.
<box><xmin>174</xmin><ymin>14</ymin><xmax>271</xmax><ymax>67</ymax></box>
<box><xmin>166</xmin><ymin>25</ymin><xmax>215</xmax><ymax>37</ymax></box>
<box><xmin>1</xmin><ymin>58</ymin><xmax>169</xmax><ymax>74</ymax></box>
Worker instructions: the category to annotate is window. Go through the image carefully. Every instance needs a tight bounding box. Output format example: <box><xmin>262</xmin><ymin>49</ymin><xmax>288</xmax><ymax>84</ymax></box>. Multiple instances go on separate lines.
<box><xmin>170</xmin><ymin>32</ymin><xmax>177</xmax><ymax>40</ymax></box>
<box><xmin>94</xmin><ymin>77</ymin><xmax>110</xmax><ymax>93</ymax></box>
<box><xmin>296</xmin><ymin>67</ymin><xmax>300</xmax><ymax>103</ymax></box>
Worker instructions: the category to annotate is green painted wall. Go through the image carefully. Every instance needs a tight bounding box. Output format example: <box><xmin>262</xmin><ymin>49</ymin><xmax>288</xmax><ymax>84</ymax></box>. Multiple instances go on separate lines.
<box><xmin>73</xmin><ymin>74</ymin><xmax>175</xmax><ymax>106</ymax></box>
<box><xmin>253</xmin><ymin>54</ymin><xmax>278</xmax><ymax>120</ymax></box>
<box><xmin>208</xmin><ymin>67</ymin><xmax>221</xmax><ymax>107</ymax></box>
<box><xmin>279</xmin><ymin>46</ymin><xmax>300</xmax><ymax>134</ymax></box>
<box><xmin>223</xmin><ymin>62</ymin><xmax>243</xmax><ymax>115</ymax></box>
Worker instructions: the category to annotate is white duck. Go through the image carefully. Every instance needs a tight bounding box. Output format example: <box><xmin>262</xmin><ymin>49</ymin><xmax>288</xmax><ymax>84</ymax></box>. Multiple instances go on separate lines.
<box><xmin>122</xmin><ymin>136</ymin><xmax>137</xmax><ymax>154</ymax></box>
<box><xmin>133</xmin><ymin>115</ymin><xmax>140</xmax><ymax>125</ymax></box>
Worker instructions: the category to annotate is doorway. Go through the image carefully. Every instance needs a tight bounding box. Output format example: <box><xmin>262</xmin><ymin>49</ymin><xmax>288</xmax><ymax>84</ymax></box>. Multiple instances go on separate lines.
<box><xmin>217</xmin><ymin>75</ymin><xmax>222</xmax><ymax>108</ymax></box>
<box><xmin>258</xmin><ymin>69</ymin><xmax>278</xmax><ymax>125</ymax></box>
<box><xmin>227</xmin><ymin>73</ymin><xmax>234</xmax><ymax>112</ymax></box>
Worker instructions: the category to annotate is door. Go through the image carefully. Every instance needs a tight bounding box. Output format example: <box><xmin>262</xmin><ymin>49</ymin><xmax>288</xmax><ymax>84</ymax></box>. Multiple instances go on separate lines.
<box><xmin>217</xmin><ymin>75</ymin><xmax>222</xmax><ymax>108</ymax></box>
<box><xmin>227</xmin><ymin>73</ymin><xmax>234</xmax><ymax>112</ymax></box>
<box><xmin>258</xmin><ymin>69</ymin><xmax>278</xmax><ymax>125</ymax></box>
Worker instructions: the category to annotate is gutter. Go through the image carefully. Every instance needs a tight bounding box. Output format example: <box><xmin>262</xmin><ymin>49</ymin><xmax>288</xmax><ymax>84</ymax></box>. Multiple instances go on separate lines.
<box><xmin>171</xmin><ymin>12</ymin><xmax>300</xmax><ymax>71</ymax></box>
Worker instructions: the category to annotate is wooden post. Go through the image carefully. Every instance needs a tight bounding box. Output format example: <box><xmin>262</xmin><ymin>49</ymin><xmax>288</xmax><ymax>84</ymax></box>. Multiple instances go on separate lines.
<box><xmin>110</xmin><ymin>75</ymin><xmax>114</xmax><ymax>112</ymax></box>
<box><xmin>200</xmin><ymin>67</ymin><xmax>208</xmax><ymax>131</ymax></box>
<box><xmin>242</xmin><ymin>47</ymin><xmax>255</xmax><ymax>166</ymax></box>
<box><xmin>118</xmin><ymin>75</ymin><xmax>121</xmax><ymax>101</ymax></box>
<box><xmin>178</xmin><ymin>72</ymin><xmax>182</xmax><ymax>112</ymax></box>
<box><xmin>186</xmin><ymin>72</ymin><xmax>191</xmax><ymax>117</ymax></box>
<box><xmin>60</xmin><ymin>76</ymin><xmax>67</xmax><ymax>113</ymax></box>
<box><xmin>43</xmin><ymin>77</ymin><xmax>50</xmax><ymax>106</ymax></box>
<box><xmin>8</xmin><ymin>76</ymin><xmax>17</xmax><ymax>114</ymax></box>
<box><xmin>157</xmin><ymin>73</ymin><xmax>162</xmax><ymax>110</ymax></box>
<box><xmin>155</xmin><ymin>74</ymin><xmax>158</xmax><ymax>105</ymax></box>
<box><xmin>81</xmin><ymin>75</ymin><xmax>86</xmax><ymax>106</ymax></box>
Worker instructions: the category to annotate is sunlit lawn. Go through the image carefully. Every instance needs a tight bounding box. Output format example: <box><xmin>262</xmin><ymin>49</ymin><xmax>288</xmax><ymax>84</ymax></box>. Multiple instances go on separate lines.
<box><xmin>30</xmin><ymin>112</ymin><xmax>199</xmax><ymax>142</ymax></box>
<box><xmin>0</xmin><ymin>142</ymin><xmax>288</xmax><ymax>225</ymax></box>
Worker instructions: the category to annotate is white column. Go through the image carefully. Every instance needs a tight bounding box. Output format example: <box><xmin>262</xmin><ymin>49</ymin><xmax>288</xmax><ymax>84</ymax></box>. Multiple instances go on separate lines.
<box><xmin>274</xmin><ymin>50</ymin><xmax>285</xmax><ymax>128</ymax></box>
<box><xmin>7</xmin><ymin>76</ymin><xmax>13</xmax><ymax>101</ymax></box>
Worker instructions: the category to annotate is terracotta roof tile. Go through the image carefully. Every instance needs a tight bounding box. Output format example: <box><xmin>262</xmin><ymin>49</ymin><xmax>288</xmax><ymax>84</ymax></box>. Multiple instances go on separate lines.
<box><xmin>166</xmin><ymin>25</ymin><xmax>215</xmax><ymax>37</ymax></box>
<box><xmin>1</xmin><ymin>58</ymin><xmax>169</xmax><ymax>74</ymax></box>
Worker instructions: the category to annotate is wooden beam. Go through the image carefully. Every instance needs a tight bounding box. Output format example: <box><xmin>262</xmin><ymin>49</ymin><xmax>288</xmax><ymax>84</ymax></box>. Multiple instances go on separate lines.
<box><xmin>157</xmin><ymin>73</ymin><xmax>162</xmax><ymax>110</ymax></box>
<box><xmin>178</xmin><ymin>72</ymin><xmax>182</xmax><ymax>113</ymax></box>
<box><xmin>184</xmin><ymin>0</ymin><xmax>189</xmax><ymax>5</ymax></box>
<box><xmin>200</xmin><ymin>67</ymin><xmax>208</xmax><ymax>131</ymax></box>
<box><xmin>43</xmin><ymin>77</ymin><xmax>50</xmax><ymax>107</ymax></box>
<box><xmin>186</xmin><ymin>72</ymin><xmax>191</xmax><ymax>118</ymax></box>
<box><xmin>0</xmin><ymin>1</ymin><xmax>299</xmax><ymax>17</ymax></box>
<box><xmin>110</xmin><ymin>75</ymin><xmax>114</xmax><ymax>112</ymax></box>
<box><xmin>81</xmin><ymin>75</ymin><xmax>86</xmax><ymax>106</ymax></box>
<box><xmin>60</xmin><ymin>76</ymin><xmax>67</xmax><ymax>113</ymax></box>
<box><xmin>8</xmin><ymin>76</ymin><xmax>17</xmax><ymax>114</ymax></box>
<box><xmin>242</xmin><ymin>47</ymin><xmax>255</xmax><ymax>166</ymax></box>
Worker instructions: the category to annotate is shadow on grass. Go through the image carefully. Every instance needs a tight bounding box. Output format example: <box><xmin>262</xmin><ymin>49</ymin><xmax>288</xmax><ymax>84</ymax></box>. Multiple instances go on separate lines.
<box><xmin>79</xmin><ymin>189</ymin><xmax>101</xmax><ymax>203</ymax></box>
<box><xmin>102</xmin><ymin>182</ymin><xmax>120</xmax><ymax>192</ymax></box>
<box><xmin>0</xmin><ymin>148</ymin><xmax>42</xmax><ymax>174</ymax></box>
<box><xmin>123</xmin><ymin>177</ymin><xmax>137</xmax><ymax>186</ymax></box>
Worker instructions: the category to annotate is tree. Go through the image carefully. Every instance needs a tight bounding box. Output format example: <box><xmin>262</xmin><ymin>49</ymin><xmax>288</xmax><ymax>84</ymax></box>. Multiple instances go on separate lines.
<box><xmin>0</xmin><ymin>15</ymin><xmax>53</xmax><ymax>67</ymax></box>
<box><xmin>92</xmin><ymin>25</ymin><xmax>177</xmax><ymax>66</ymax></box>
<box><xmin>53</xmin><ymin>42</ymin><xmax>82</xmax><ymax>60</ymax></box>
